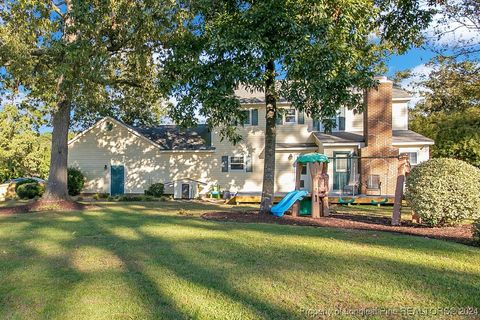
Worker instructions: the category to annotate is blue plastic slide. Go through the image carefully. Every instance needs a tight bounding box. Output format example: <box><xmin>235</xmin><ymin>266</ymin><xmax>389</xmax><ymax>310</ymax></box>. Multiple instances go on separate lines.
<box><xmin>271</xmin><ymin>190</ymin><xmax>308</xmax><ymax>217</ymax></box>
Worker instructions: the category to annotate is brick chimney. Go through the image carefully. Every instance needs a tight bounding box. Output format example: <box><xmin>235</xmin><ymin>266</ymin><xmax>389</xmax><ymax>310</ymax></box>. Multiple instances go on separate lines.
<box><xmin>359</xmin><ymin>76</ymin><xmax>398</xmax><ymax>195</ymax></box>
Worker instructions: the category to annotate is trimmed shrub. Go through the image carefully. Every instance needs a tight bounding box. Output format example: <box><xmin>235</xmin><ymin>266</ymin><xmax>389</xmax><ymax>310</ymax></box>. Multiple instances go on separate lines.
<box><xmin>117</xmin><ymin>195</ymin><xmax>157</xmax><ymax>202</ymax></box>
<box><xmin>14</xmin><ymin>178</ymin><xmax>37</xmax><ymax>193</ymax></box>
<box><xmin>68</xmin><ymin>167</ymin><xmax>85</xmax><ymax>196</ymax></box>
<box><xmin>16</xmin><ymin>182</ymin><xmax>45</xmax><ymax>199</ymax></box>
<box><xmin>473</xmin><ymin>219</ymin><xmax>480</xmax><ymax>246</ymax></box>
<box><xmin>405</xmin><ymin>158</ymin><xmax>480</xmax><ymax>227</ymax></box>
<box><xmin>144</xmin><ymin>183</ymin><xmax>164</xmax><ymax>197</ymax></box>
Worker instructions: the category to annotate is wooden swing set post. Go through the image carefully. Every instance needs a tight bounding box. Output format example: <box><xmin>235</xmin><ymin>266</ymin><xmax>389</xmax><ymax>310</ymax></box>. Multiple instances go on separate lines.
<box><xmin>310</xmin><ymin>162</ymin><xmax>321</xmax><ymax>218</ymax></box>
<box><xmin>392</xmin><ymin>154</ymin><xmax>410</xmax><ymax>226</ymax></box>
<box><xmin>319</xmin><ymin>162</ymin><xmax>330</xmax><ymax>217</ymax></box>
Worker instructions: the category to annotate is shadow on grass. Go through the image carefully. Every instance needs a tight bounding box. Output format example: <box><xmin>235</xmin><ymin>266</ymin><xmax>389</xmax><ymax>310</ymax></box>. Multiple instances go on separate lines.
<box><xmin>0</xmin><ymin>202</ymin><xmax>479</xmax><ymax>319</ymax></box>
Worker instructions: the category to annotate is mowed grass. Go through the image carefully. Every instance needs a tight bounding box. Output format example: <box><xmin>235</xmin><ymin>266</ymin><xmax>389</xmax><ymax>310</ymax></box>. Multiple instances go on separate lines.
<box><xmin>0</xmin><ymin>201</ymin><xmax>479</xmax><ymax>319</ymax></box>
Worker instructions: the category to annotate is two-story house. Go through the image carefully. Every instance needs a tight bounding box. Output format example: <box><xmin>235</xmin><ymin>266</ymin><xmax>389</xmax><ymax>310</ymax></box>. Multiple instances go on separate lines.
<box><xmin>68</xmin><ymin>76</ymin><xmax>433</xmax><ymax>199</ymax></box>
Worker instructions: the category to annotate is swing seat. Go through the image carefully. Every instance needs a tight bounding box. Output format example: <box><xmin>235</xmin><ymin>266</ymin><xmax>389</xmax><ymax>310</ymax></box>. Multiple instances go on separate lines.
<box><xmin>370</xmin><ymin>197</ymin><xmax>388</xmax><ymax>206</ymax></box>
<box><xmin>338</xmin><ymin>197</ymin><xmax>356</xmax><ymax>205</ymax></box>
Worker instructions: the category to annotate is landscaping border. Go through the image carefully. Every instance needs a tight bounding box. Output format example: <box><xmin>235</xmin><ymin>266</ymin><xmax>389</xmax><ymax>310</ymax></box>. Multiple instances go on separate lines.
<box><xmin>202</xmin><ymin>211</ymin><xmax>476</xmax><ymax>246</ymax></box>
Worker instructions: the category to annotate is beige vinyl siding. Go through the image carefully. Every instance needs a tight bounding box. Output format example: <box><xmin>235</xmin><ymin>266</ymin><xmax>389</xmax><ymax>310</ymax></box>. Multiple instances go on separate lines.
<box><xmin>68</xmin><ymin>120</ymin><xmax>217</xmax><ymax>194</ymax></box>
<box><xmin>392</xmin><ymin>101</ymin><xmax>409</xmax><ymax>130</ymax></box>
<box><xmin>69</xmin><ymin>96</ymin><xmax>414</xmax><ymax>195</ymax></box>
<box><xmin>322</xmin><ymin>146</ymin><xmax>358</xmax><ymax>192</ymax></box>
<box><xmin>68</xmin><ymin>116</ymin><xmax>316</xmax><ymax>195</ymax></box>
<box><xmin>210</xmin><ymin>105</ymin><xmax>317</xmax><ymax>193</ymax></box>
<box><xmin>346</xmin><ymin>101</ymin><xmax>410</xmax><ymax>132</ymax></box>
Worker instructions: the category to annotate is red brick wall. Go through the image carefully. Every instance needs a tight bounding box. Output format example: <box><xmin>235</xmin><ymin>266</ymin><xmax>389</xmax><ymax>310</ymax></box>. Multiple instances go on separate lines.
<box><xmin>360</xmin><ymin>78</ymin><xmax>398</xmax><ymax>195</ymax></box>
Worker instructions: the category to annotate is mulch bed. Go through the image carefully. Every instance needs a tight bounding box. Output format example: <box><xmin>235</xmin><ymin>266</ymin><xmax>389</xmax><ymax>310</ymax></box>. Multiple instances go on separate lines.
<box><xmin>202</xmin><ymin>211</ymin><xmax>476</xmax><ymax>246</ymax></box>
<box><xmin>0</xmin><ymin>200</ymin><xmax>92</xmax><ymax>215</ymax></box>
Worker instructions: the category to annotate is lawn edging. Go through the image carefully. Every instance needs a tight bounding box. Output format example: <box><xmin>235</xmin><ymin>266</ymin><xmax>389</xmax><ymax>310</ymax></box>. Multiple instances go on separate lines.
<box><xmin>202</xmin><ymin>211</ymin><xmax>476</xmax><ymax>246</ymax></box>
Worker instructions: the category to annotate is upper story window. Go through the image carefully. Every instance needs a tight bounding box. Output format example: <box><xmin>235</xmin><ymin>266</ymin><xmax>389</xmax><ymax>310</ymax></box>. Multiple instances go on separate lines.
<box><xmin>241</xmin><ymin>109</ymin><xmax>258</xmax><ymax>126</ymax></box>
<box><xmin>277</xmin><ymin>108</ymin><xmax>305</xmax><ymax>125</ymax></box>
<box><xmin>284</xmin><ymin>108</ymin><xmax>296</xmax><ymax>124</ymax></box>
<box><xmin>313</xmin><ymin>107</ymin><xmax>346</xmax><ymax>132</ymax></box>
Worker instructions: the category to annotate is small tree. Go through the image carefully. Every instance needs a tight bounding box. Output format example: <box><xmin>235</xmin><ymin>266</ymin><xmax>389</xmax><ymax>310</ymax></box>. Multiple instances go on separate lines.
<box><xmin>406</xmin><ymin>158</ymin><xmax>480</xmax><ymax>226</ymax></box>
<box><xmin>67</xmin><ymin>167</ymin><xmax>85</xmax><ymax>196</ymax></box>
<box><xmin>164</xmin><ymin>0</ymin><xmax>433</xmax><ymax>213</ymax></box>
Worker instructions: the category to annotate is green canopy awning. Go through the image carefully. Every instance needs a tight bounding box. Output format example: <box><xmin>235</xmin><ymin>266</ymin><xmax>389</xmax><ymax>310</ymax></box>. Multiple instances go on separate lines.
<box><xmin>297</xmin><ymin>153</ymin><xmax>329</xmax><ymax>164</ymax></box>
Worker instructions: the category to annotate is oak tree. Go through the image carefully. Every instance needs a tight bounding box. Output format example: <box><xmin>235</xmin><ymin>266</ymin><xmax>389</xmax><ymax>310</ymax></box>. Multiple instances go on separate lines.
<box><xmin>0</xmin><ymin>0</ymin><xmax>173</xmax><ymax>200</ymax></box>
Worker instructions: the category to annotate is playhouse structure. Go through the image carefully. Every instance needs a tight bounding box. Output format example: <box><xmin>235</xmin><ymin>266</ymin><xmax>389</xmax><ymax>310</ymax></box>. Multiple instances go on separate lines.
<box><xmin>271</xmin><ymin>153</ymin><xmax>330</xmax><ymax>218</ymax></box>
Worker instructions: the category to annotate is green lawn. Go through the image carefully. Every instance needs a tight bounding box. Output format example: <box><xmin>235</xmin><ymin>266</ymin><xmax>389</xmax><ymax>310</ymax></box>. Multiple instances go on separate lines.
<box><xmin>1</xmin><ymin>201</ymin><xmax>479</xmax><ymax>319</ymax></box>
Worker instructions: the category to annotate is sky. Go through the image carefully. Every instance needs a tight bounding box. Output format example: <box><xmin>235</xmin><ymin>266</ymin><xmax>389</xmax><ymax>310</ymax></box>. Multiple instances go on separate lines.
<box><xmin>386</xmin><ymin>47</ymin><xmax>437</xmax><ymax>78</ymax></box>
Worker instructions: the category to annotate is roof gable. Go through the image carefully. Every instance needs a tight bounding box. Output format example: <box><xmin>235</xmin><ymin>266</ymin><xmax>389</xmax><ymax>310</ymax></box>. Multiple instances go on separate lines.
<box><xmin>69</xmin><ymin>117</ymin><xmax>214</xmax><ymax>151</ymax></box>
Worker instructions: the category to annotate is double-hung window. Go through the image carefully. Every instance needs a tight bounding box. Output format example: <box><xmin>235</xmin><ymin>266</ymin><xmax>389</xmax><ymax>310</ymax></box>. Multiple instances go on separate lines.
<box><xmin>241</xmin><ymin>110</ymin><xmax>251</xmax><ymax>125</ymax></box>
<box><xmin>284</xmin><ymin>108</ymin><xmax>296</xmax><ymax>124</ymax></box>
<box><xmin>406</xmin><ymin>152</ymin><xmax>418</xmax><ymax>166</ymax></box>
<box><xmin>241</xmin><ymin>109</ymin><xmax>258</xmax><ymax>126</ymax></box>
<box><xmin>230</xmin><ymin>156</ymin><xmax>245</xmax><ymax>171</ymax></box>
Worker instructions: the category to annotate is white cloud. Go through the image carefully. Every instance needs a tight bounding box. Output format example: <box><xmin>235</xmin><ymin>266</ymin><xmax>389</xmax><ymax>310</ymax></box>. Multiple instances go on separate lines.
<box><xmin>398</xmin><ymin>63</ymin><xmax>437</xmax><ymax>108</ymax></box>
<box><xmin>423</xmin><ymin>1</ymin><xmax>480</xmax><ymax>52</ymax></box>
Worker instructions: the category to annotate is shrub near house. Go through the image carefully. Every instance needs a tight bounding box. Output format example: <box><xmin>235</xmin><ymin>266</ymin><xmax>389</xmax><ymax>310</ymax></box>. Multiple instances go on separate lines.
<box><xmin>67</xmin><ymin>168</ymin><xmax>85</xmax><ymax>196</ymax></box>
<box><xmin>406</xmin><ymin>158</ymin><xmax>480</xmax><ymax>226</ymax></box>
<box><xmin>16</xmin><ymin>182</ymin><xmax>45</xmax><ymax>199</ymax></box>
<box><xmin>144</xmin><ymin>183</ymin><xmax>164</xmax><ymax>197</ymax></box>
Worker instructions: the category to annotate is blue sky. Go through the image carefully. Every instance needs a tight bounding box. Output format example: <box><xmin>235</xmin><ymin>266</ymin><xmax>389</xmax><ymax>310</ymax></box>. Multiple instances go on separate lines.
<box><xmin>386</xmin><ymin>47</ymin><xmax>436</xmax><ymax>77</ymax></box>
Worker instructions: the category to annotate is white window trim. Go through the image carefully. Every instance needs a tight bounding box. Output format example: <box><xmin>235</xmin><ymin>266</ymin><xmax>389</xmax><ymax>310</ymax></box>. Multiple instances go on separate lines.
<box><xmin>229</xmin><ymin>155</ymin><xmax>246</xmax><ymax>171</ymax></box>
<box><xmin>283</xmin><ymin>108</ymin><xmax>297</xmax><ymax>124</ymax></box>
<box><xmin>242</xmin><ymin>109</ymin><xmax>252</xmax><ymax>126</ymax></box>
<box><xmin>406</xmin><ymin>151</ymin><xmax>419</xmax><ymax>166</ymax></box>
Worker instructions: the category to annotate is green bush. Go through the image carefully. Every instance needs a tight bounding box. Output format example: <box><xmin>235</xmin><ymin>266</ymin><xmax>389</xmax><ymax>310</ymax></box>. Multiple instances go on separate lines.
<box><xmin>16</xmin><ymin>182</ymin><xmax>45</xmax><ymax>199</ymax></box>
<box><xmin>14</xmin><ymin>178</ymin><xmax>37</xmax><ymax>193</ymax></box>
<box><xmin>67</xmin><ymin>167</ymin><xmax>85</xmax><ymax>196</ymax></box>
<box><xmin>144</xmin><ymin>183</ymin><xmax>164</xmax><ymax>197</ymax></box>
<box><xmin>473</xmin><ymin>219</ymin><xmax>480</xmax><ymax>246</ymax></box>
<box><xmin>405</xmin><ymin>158</ymin><xmax>480</xmax><ymax>227</ymax></box>
<box><xmin>117</xmin><ymin>195</ymin><xmax>157</xmax><ymax>202</ymax></box>
<box><xmin>92</xmin><ymin>193</ymin><xmax>109</xmax><ymax>200</ymax></box>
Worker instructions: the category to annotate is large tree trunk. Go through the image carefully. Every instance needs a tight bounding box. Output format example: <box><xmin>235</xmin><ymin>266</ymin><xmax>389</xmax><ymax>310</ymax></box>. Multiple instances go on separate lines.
<box><xmin>43</xmin><ymin>0</ymin><xmax>75</xmax><ymax>202</ymax></box>
<box><xmin>259</xmin><ymin>60</ymin><xmax>277</xmax><ymax>214</ymax></box>
<box><xmin>43</xmin><ymin>98</ymin><xmax>71</xmax><ymax>201</ymax></box>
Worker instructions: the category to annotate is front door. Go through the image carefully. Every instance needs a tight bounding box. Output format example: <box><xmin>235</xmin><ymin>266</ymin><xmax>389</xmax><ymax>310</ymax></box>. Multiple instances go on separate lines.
<box><xmin>110</xmin><ymin>165</ymin><xmax>125</xmax><ymax>196</ymax></box>
<box><xmin>181</xmin><ymin>183</ymin><xmax>190</xmax><ymax>199</ymax></box>
<box><xmin>333</xmin><ymin>152</ymin><xmax>350</xmax><ymax>191</ymax></box>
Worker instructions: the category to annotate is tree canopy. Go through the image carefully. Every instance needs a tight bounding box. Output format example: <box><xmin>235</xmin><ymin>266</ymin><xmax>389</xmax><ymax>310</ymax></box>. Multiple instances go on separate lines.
<box><xmin>0</xmin><ymin>0</ymin><xmax>170</xmax><ymax>128</ymax></box>
<box><xmin>0</xmin><ymin>104</ymin><xmax>51</xmax><ymax>182</ymax></box>
<box><xmin>163</xmin><ymin>0</ymin><xmax>433</xmax><ymax>211</ymax></box>
<box><xmin>0</xmin><ymin>0</ymin><xmax>174</xmax><ymax>199</ymax></box>
<box><xmin>428</xmin><ymin>0</ymin><xmax>480</xmax><ymax>58</ymax></box>
<box><xmin>408</xmin><ymin>59</ymin><xmax>480</xmax><ymax>167</ymax></box>
<box><xmin>165</xmin><ymin>0</ymin><xmax>432</xmax><ymax>138</ymax></box>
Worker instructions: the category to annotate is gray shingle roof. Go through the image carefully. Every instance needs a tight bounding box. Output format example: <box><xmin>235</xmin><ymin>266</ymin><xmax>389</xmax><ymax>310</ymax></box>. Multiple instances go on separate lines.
<box><xmin>235</xmin><ymin>86</ymin><xmax>412</xmax><ymax>104</ymax></box>
<box><xmin>392</xmin><ymin>130</ymin><xmax>434</xmax><ymax>144</ymax></box>
<box><xmin>313</xmin><ymin>130</ymin><xmax>433</xmax><ymax>145</ymax></box>
<box><xmin>313</xmin><ymin>131</ymin><xmax>364</xmax><ymax>144</ymax></box>
<box><xmin>392</xmin><ymin>87</ymin><xmax>412</xmax><ymax>99</ymax></box>
<box><xmin>129</xmin><ymin>124</ymin><xmax>214</xmax><ymax>150</ymax></box>
<box><xmin>276</xmin><ymin>143</ymin><xmax>318</xmax><ymax>149</ymax></box>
